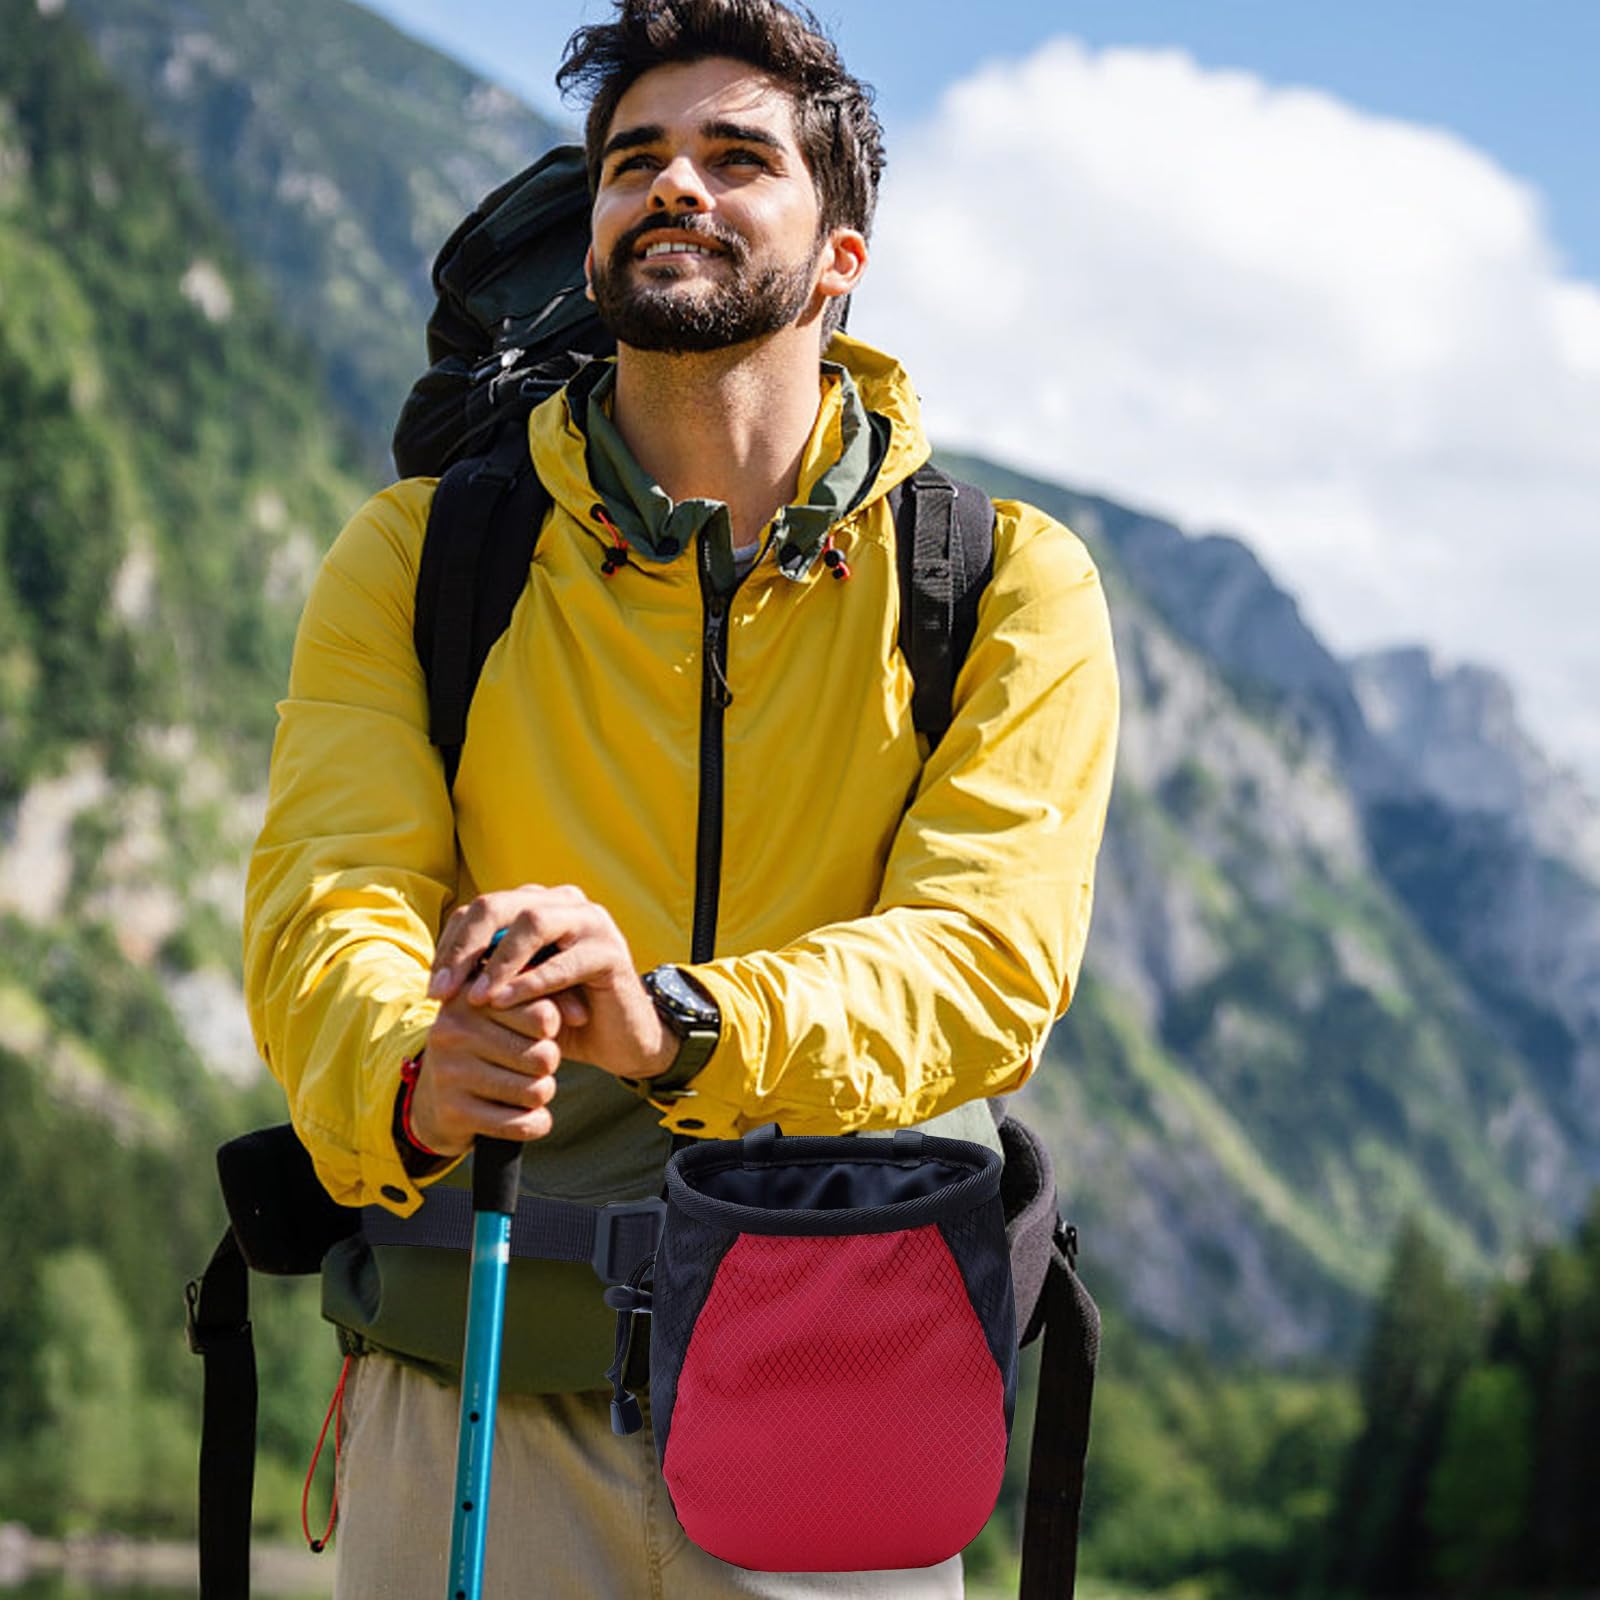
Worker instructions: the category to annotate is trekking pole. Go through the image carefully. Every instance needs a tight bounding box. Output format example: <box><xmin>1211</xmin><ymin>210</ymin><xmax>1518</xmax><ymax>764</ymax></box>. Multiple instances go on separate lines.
<box><xmin>445</xmin><ymin>931</ymin><xmax>553</xmax><ymax>1600</ymax></box>
<box><xmin>445</xmin><ymin>1130</ymin><xmax>519</xmax><ymax>1600</ymax></box>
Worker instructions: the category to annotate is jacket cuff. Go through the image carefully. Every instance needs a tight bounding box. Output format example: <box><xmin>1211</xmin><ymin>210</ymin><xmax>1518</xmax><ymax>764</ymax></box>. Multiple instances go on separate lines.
<box><xmin>623</xmin><ymin>963</ymin><xmax>758</xmax><ymax>1139</ymax></box>
<box><xmin>392</xmin><ymin>1052</ymin><xmax>455</xmax><ymax>1180</ymax></box>
<box><xmin>643</xmin><ymin>1044</ymin><xmax>711</xmax><ymax>1096</ymax></box>
<box><xmin>621</xmin><ymin>1036</ymin><xmax>712</xmax><ymax>1120</ymax></box>
<box><xmin>359</xmin><ymin>1021</ymin><xmax>459</xmax><ymax>1212</ymax></box>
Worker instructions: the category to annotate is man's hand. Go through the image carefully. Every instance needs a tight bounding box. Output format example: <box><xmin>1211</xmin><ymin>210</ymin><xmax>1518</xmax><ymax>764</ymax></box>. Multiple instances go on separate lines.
<box><xmin>408</xmin><ymin>989</ymin><xmax>564</xmax><ymax>1157</ymax></box>
<box><xmin>428</xmin><ymin>885</ymin><xmax>678</xmax><ymax>1085</ymax></box>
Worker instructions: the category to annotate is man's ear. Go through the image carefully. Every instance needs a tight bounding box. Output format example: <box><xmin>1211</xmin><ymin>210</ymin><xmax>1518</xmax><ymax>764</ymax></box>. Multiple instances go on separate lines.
<box><xmin>815</xmin><ymin>228</ymin><xmax>868</xmax><ymax>308</ymax></box>
<box><xmin>584</xmin><ymin>244</ymin><xmax>597</xmax><ymax>303</ymax></box>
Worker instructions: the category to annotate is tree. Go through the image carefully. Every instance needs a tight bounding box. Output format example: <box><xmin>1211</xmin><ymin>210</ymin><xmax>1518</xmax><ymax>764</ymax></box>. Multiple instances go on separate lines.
<box><xmin>1507</xmin><ymin>1196</ymin><xmax>1600</xmax><ymax>1585</ymax></box>
<box><xmin>1425</xmin><ymin>1362</ymin><xmax>1533</xmax><ymax>1591</ymax></box>
<box><xmin>28</xmin><ymin>1247</ymin><xmax>142</xmax><ymax>1529</ymax></box>
<box><xmin>1326</xmin><ymin>1217</ymin><xmax>1476</xmax><ymax>1593</ymax></box>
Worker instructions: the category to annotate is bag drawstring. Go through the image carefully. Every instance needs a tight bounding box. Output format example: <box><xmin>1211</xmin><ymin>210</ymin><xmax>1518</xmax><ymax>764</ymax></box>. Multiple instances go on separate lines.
<box><xmin>301</xmin><ymin>1354</ymin><xmax>352</xmax><ymax>1554</ymax></box>
<box><xmin>603</xmin><ymin>1256</ymin><xmax>655</xmax><ymax>1436</ymax></box>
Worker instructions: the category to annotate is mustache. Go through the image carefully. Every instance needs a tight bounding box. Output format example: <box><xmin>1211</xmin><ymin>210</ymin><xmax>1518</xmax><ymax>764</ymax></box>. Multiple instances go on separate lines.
<box><xmin>611</xmin><ymin>212</ymin><xmax>747</xmax><ymax>267</ymax></box>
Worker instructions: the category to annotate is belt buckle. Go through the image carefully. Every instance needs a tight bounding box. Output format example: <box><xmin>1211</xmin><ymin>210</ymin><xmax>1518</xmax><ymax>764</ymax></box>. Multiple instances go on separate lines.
<box><xmin>591</xmin><ymin>1198</ymin><xmax>666</xmax><ymax>1284</ymax></box>
<box><xmin>183</xmin><ymin>1277</ymin><xmax>249</xmax><ymax>1356</ymax></box>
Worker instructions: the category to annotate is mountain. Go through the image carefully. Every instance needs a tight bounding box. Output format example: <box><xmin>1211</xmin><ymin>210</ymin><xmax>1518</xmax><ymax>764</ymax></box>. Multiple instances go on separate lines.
<box><xmin>1352</xmin><ymin>647</ymin><xmax>1600</xmax><ymax>869</ymax></box>
<box><xmin>1352</xmin><ymin>649</ymin><xmax>1600</xmax><ymax>1153</ymax></box>
<box><xmin>64</xmin><ymin>0</ymin><xmax>566</xmax><ymax>466</ymax></box>
<box><xmin>27</xmin><ymin>0</ymin><xmax>1600</xmax><ymax>1375</ymax></box>
<box><xmin>1062</xmin><ymin>481</ymin><xmax>1600</xmax><ymax>1190</ymax></box>
<box><xmin>937</xmin><ymin>455</ymin><xmax>1595</xmax><ymax>1356</ymax></box>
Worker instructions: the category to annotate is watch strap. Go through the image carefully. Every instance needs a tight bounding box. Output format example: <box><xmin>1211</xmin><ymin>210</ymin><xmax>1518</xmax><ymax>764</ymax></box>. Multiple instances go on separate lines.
<box><xmin>637</xmin><ymin>966</ymin><xmax>720</xmax><ymax>1099</ymax></box>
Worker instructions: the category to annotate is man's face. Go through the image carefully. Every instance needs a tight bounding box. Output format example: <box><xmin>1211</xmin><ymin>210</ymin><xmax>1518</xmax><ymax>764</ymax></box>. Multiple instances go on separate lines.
<box><xmin>587</xmin><ymin>57</ymin><xmax>831</xmax><ymax>353</ymax></box>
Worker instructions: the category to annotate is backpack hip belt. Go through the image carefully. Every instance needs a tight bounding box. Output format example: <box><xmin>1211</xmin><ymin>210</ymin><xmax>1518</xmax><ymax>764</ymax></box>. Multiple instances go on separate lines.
<box><xmin>185</xmin><ymin>1125</ymin><xmax>664</xmax><ymax>1600</ymax></box>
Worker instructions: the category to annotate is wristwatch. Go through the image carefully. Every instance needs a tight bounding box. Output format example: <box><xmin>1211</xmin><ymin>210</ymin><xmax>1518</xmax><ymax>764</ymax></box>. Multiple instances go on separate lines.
<box><xmin>639</xmin><ymin>964</ymin><xmax>721</xmax><ymax>1095</ymax></box>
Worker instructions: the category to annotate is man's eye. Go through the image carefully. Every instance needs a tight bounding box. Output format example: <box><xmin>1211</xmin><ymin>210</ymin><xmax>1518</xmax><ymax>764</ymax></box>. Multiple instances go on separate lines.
<box><xmin>612</xmin><ymin>154</ymin><xmax>657</xmax><ymax>176</ymax></box>
<box><xmin>721</xmin><ymin>149</ymin><xmax>767</xmax><ymax>167</ymax></box>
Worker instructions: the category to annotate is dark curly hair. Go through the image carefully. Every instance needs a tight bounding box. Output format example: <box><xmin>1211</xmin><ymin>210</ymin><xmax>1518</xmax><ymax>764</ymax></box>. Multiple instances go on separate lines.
<box><xmin>557</xmin><ymin>0</ymin><xmax>886</xmax><ymax>243</ymax></box>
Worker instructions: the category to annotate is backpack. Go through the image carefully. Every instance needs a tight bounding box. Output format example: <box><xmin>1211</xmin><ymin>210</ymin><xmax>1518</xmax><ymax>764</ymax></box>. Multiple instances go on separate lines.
<box><xmin>189</xmin><ymin>145</ymin><xmax>1098</xmax><ymax>1599</ymax></box>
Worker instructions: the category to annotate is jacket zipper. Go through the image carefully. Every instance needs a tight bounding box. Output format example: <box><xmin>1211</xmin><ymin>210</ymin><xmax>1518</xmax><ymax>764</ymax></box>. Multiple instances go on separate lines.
<box><xmin>692</xmin><ymin>536</ymin><xmax>736</xmax><ymax>963</ymax></box>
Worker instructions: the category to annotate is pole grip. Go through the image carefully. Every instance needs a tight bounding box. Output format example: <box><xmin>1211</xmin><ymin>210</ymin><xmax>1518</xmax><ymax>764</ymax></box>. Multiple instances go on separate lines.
<box><xmin>473</xmin><ymin>1136</ymin><xmax>523</xmax><ymax>1215</ymax></box>
<box><xmin>463</xmin><ymin>930</ymin><xmax>557</xmax><ymax>1216</ymax></box>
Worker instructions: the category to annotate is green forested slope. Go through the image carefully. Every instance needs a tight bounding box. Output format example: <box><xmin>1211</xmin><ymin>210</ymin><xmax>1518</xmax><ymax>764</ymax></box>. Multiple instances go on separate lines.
<box><xmin>1062</xmin><ymin>1207</ymin><xmax>1600</xmax><ymax>1596</ymax></box>
<box><xmin>0</xmin><ymin>0</ymin><xmax>363</xmax><ymax>1532</ymax></box>
<box><xmin>1</xmin><ymin>0</ymin><xmax>360</xmax><ymax>788</ymax></box>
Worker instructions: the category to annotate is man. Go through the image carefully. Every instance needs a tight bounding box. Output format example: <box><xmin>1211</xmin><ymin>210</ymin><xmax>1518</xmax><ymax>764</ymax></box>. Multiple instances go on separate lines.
<box><xmin>243</xmin><ymin>0</ymin><xmax>1119</xmax><ymax>1594</ymax></box>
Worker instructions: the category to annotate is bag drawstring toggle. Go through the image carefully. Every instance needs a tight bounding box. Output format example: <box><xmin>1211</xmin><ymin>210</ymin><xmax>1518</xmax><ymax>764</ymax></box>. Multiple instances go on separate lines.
<box><xmin>604</xmin><ymin>1258</ymin><xmax>654</xmax><ymax>1436</ymax></box>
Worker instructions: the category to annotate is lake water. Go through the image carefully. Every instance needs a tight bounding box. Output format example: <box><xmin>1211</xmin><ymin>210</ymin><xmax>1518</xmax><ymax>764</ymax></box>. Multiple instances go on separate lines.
<box><xmin>2</xmin><ymin>1573</ymin><xmax>324</xmax><ymax>1599</ymax></box>
<box><xmin>5</xmin><ymin>1585</ymin><xmax>195</xmax><ymax>1599</ymax></box>
<box><xmin>0</xmin><ymin>1532</ymin><xmax>328</xmax><ymax>1599</ymax></box>
<box><xmin>3</xmin><ymin>1583</ymin><xmax>323</xmax><ymax>1599</ymax></box>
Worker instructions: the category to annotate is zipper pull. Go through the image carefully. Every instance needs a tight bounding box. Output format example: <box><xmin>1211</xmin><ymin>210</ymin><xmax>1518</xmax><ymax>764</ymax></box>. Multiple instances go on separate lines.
<box><xmin>704</xmin><ymin>597</ymin><xmax>733</xmax><ymax>708</ymax></box>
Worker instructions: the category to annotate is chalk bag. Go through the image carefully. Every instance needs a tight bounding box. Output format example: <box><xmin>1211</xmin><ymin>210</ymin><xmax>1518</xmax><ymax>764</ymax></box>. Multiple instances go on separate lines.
<box><xmin>606</xmin><ymin>1123</ymin><xmax>1017</xmax><ymax>1572</ymax></box>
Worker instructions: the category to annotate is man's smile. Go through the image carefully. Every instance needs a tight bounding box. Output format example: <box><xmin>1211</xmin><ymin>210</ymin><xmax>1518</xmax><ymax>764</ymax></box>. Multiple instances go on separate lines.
<box><xmin>629</xmin><ymin>224</ymin><xmax>734</xmax><ymax>263</ymax></box>
<box><xmin>641</xmin><ymin>239</ymin><xmax>721</xmax><ymax>259</ymax></box>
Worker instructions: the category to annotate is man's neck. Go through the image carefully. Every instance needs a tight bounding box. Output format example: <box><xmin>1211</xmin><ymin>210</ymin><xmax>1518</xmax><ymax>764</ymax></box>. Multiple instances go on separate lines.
<box><xmin>611</xmin><ymin>324</ymin><xmax>827</xmax><ymax>547</ymax></box>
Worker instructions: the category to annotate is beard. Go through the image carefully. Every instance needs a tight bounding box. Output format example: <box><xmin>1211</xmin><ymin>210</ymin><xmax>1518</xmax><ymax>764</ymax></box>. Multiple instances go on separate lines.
<box><xmin>591</xmin><ymin>215</ymin><xmax>818</xmax><ymax>353</ymax></box>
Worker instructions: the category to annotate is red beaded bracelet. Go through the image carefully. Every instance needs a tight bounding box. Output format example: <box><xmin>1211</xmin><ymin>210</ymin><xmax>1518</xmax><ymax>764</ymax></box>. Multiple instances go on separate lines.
<box><xmin>398</xmin><ymin>1053</ymin><xmax>445</xmax><ymax>1159</ymax></box>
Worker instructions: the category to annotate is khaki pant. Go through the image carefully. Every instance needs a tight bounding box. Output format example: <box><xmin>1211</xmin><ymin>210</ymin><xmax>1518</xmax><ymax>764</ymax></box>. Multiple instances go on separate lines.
<box><xmin>334</xmin><ymin>1353</ymin><xmax>965</xmax><ymax>1599</ymax></box>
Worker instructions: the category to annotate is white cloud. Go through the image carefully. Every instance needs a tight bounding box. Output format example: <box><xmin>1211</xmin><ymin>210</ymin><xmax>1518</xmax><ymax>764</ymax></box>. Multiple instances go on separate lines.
<box><xmin>855</xmin><ymin>40</ymin><xmax>1600</xmax><ymax>783</ymax></box>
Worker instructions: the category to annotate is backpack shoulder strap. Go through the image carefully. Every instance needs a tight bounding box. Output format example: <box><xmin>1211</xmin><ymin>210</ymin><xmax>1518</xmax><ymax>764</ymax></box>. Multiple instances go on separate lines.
<box><xmin>1021</xmin><ymin>1234</ymin><xmax>1099</xmax><ymax>1600</ymax></box>
<box><xmin>998</xmin><ymin>1112</ymin><xmax>1098</xmax><ymax>1600</ymax></box>
<box><xmin>187</xmin><ymin>1125</ymin><xmax>360</xmax><ymax>1599</ymax></box>
<box><xmin>414</xmin><ymin>426</ymin><xmax>552</xmax><ymax>789</ymax></box>
<box><xmin>185</xmin><ymin>1229</ymin><xmax>257</xmax><ymax>1600</ymax></box>
<box><xmin>887</xmin><ymin>463</ymin><xmax>996</xmax><ymax>749</ymax></box>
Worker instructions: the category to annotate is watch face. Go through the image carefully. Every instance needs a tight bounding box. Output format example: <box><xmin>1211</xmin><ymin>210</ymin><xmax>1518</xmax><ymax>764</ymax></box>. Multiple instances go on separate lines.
<box><xmin>648</xmin><ymin>966</ymin><xmax>720</xmax><ymax>1029</ymax></box>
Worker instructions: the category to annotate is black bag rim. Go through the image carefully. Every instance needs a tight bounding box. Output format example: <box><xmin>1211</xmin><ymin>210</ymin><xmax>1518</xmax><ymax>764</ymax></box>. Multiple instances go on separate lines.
<box><xmin>665</xmin><ymin>1134</ymin><xmax>1003</xmax><ymax>1237</ymax></box>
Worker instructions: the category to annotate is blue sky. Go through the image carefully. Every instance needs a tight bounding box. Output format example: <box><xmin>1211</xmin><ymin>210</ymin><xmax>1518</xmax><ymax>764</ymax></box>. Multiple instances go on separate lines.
<box><xmin>362</xmin><ymin>1</ymin><xmax>1600</xmax><ymax>785</ymax></box>
<box><xmin>368</xmin><ymin>0</ymin><xmax>1599</xmax><ymax>280</ymax></box>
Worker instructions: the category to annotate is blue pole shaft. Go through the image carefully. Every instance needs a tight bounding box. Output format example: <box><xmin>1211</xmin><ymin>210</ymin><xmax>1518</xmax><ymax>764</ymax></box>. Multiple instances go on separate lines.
<box><xmin>446</xmin><ymin>1206</ymin><xmax>513</xmax><ymax>1599</ymax></box>
<box><xmin>444</xmin><ymin>933</ymin><xmax>551</xmax><ymax>1599</ymax></box>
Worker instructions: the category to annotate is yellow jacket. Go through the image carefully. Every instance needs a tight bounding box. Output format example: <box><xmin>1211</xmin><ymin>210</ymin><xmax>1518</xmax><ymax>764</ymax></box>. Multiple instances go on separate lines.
<box><xmin>244</xmin><ymin>335</ymin><xmax>1119</xmax><ymax>1221</ymax></box>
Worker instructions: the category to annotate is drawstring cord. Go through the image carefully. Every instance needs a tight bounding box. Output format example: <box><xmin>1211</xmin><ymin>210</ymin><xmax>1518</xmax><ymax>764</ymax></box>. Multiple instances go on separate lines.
<box><xmin>821</xmin><ymin>532</ymin><xmax>851</xmax><ymax>581</ymax></box>
<box><xmin>604</xmin><ymin>1256</ymin><xmax>655</xmax><ymax>1436</ymax></box>
<box><xmin>595</xmin><ymin>503</ymin><xmax>851</xmax><ymax>587</ymax></box>
<box><xmin>592</xmin><ymin>506</ymin><xmax>632</xmax><ymax>577</ymax></box>
<box><xmin>301</xmin><ymin>1354</ymin><xmax>352</xmax><ymax>1554</ymax></box>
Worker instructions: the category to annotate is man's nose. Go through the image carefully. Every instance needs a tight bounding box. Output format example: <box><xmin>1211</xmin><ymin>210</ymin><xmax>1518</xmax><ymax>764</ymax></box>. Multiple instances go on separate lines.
<box><xmin>648</xmin><ymin>155</ymin><xmax>711</xmax><ymax>211</ymax></box>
